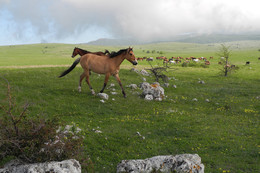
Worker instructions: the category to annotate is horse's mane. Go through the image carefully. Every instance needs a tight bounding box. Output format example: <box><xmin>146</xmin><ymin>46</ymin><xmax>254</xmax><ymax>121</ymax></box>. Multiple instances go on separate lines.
<box><xmin>75</xmin><ymin>47</ymin><xmax>91</xmax><ymax>54</ymax></box>
<box><xmin>109</xmin><ymin>48</ymin><xmax>129</xmax><ymax>58</ymax></box>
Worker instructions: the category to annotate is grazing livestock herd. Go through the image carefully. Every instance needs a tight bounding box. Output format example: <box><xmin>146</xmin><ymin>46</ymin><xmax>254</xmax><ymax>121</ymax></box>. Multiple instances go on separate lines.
<box><xmin>136</xmin><ymin>55</ymin><xmax>214</xmax><ymax>65</ymax></box>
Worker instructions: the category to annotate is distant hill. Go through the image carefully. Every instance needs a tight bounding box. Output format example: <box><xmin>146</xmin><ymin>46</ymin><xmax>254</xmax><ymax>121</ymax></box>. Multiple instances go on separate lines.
<box><xmin>86</xmin><ymin>38</ymin><xmax>145</xmax><ymax>46</ymax></box>
<box><xmin>86</xmin><ymin>34</ymin><xmax>260</xmax><ymax>46</ymax></box>
<box><xmin>176</xmin><ymin>34</ymin><xmax>260</xmax><ymax>44</ymax></box>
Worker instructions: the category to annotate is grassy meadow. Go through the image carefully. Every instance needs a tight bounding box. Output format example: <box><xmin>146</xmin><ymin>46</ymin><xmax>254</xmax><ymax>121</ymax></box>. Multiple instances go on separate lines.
<box><xmin>0</xmin><ymin>41</ymin><xmax>259</xmax><ymax>172</ymax></box>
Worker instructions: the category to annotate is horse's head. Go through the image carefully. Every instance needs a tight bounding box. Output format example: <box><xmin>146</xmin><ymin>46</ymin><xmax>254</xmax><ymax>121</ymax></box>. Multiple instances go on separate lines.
<box><xmin>71</xmin><ymin>47</ymin><xmax>78</xmax><ymax>58</ymax></box>
<box><xmin>125</xmin><ymin>47</ymin><xmax>138</xmax><ymax>65</ymax></box>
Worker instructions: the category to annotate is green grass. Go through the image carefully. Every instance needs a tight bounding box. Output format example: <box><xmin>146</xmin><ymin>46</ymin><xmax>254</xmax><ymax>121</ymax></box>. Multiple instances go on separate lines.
<box><xmin>0</xmin><ymin>42</ymin><xmax>260</xmax><ymax>172</ymax></box>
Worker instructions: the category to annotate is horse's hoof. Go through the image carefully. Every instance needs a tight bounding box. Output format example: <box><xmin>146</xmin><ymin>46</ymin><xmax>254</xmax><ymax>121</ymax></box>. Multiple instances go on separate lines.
<box><xmin>91</xmin><ymin>89</ymin><xmax>96</xmax><ymax>95</ymax></box>
<box><xmin>78</xmin><ymin>87</ymin><xmax>82</xmax><ymax>93</ymax></box>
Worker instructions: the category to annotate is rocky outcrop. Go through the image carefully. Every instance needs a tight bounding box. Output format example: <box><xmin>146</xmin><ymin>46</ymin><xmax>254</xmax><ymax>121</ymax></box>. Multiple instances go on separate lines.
<box><xmin>117</xmin><ymin>154</ymin><xmax>204</xmax><ymax>173</ymax></box>
<box><xmin>140</xmin><ymin>82</ymin><xmax>165</xmax><ymax>101</ymax></box>
<box><xmin>1</xmin><ymin>154</ymin><xmax>204</xmax><ymax>173</ymax></box>
<box><xmin>0</xmin><ymin>159</ymin><xmax>81</xmax><ymax>173</ymax></box>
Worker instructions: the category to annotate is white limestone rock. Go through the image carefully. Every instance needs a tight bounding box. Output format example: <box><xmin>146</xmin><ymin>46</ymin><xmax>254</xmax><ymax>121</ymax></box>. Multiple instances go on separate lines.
<box><xmin>140</xmin><ymin>69</ymin><xmax>150</xmax><ymax>76</ymax></box>
<box><xmin>0</xmin><ymin>159</ymin><xmax>81</xmax><ymax>173</ymax></box>
<box><xmin>140</xmin><ymin>82</ymin><xmax>165</xmax><ymax>101</ymax></box>
<box><xmin>117</xmin><ymin>154</ymin><xmax>204</xmax><ymax>173</ymax></box>
<box><xmin>127</xmin><ymin>84</ymin><xmax>138</xmax><ymax>90</ymax></box>
<box><xmin>140</xmin><ymin>82</ymin><xmax>152</xmax><ymax>90</ymax></box>
<box><xmin>97</xmin><ymin>93</ymin><xmax>109</xmax><ymax>100</ymax></box>
<box><xmin>144</xmin><ymin>94</ymin><xmax>154</xmax><ymax>101</ymax></box>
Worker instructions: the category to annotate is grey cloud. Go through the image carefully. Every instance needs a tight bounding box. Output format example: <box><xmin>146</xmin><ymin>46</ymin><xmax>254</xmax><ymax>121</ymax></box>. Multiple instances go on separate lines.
<box><xmin>1</xmin><ymin>0</ymin><xmax>260</xmax><ymax>43</ymax></box>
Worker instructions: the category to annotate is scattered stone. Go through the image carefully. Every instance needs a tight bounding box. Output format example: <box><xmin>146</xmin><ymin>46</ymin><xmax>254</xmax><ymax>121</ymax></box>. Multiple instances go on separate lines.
<box><xmin>117</xmin><ymin>154</ymin><xmax>204</xmax><ymax>173</ymax></box>
<box><xmin>44</xmin><ymin>124</ymin><xmax>83</xmax><ymax>153</ymax></box>
<box><xmin>142</xmin><ymin>77</ymin><xmax>146</xmax><ymax>82</ymax></box>
<box><xmin>155</xmin><ymin>97</ymin><xmax>163</xmax><ymax>101</ymax></box>
<box><xmin>198</xmin><ymin>80</ymin><xmax>205</xmax><ymax>84</ymax></box>
<box><xmin>111</xmin><ymin>92</ymin><xmax>118</xmax><ymax>95</ymax></box>
<box><xmin>192</xmin><ymin>98</ymin><xmax>198</xmax><ymax>102</ymax></box>
<box><xmin>171</xmin><ymin>77</ymin><xmax>177</xmax><ymax>80</ymax></box>
<box><xmin>95</xmin><ymin>130</ymin><xmax>102</xmax><ymax>134</ymax></box>
<box><xmin>140</xmin><ymin>69</ymin><xmax>150</xmax><ymax>76</ymax></box>
<box><xmin>127</xmin><ymin>84</ymin><xmax>138</xmax><ymax>89</ymax></box>
<box><xmin>140</xmin><ymin>82</ymin><xmax>151</xmax><ymax>90</ymax></box>
<box><xmin>107</xmin><ymin>83</ymin><xmax>116</xmax><ymax>90</ymax></box>
<box><xmin>92</xmin><ymin>128</ymin><xmax>102</xmax><ymax>134</ymax></box>
<box><xmin>136</xmin><ymin>132</ymin><xmax>146</xmax><ymax>140</ymax></box>
<box><xmin>64</xmin><ymin>125</ymin><xmax>73</xmax><ymax>132</ymax></box>
<box><xmin>0</xmin><ymin>159</ymin><xmax>81</xmax><ymax>173</ymax></box>
<box><xmin>172</xmin><ymin>84</ymin><xmax>177</xmax><ymax>88</ymax></box>
<box><xmin>136</xmin><ymin>131</ymin><xmax>141</xmax><ymax>136</ymax></box>
<box><xmin>163</xmin><ymin>83</ymin><xmax>170</xmax><ymax>87</ymax></box>
<box><xmin>100</xmin><ymin>99</ymin><xmax>105</xmax><ymax>103</ymax></box>
<box><xmin>205</xmin><ymin>99</ymin><xmax>210</xmax><ymax>102</ymax></box>
<box><xmin>144</xmin><ymin>94</ymin><xmax>153</xmax><ymax>101</ymax></box>
<box><xmin>63</xmin><ymin>125</ymin><xmax>82</xmax><ymax>135</ymax></box>
<box><xmin>168</xmin><ymin>109</ymin><xmax>178</xmax><ymax>113</ymax></box>
<box><xmin>97</xmin><ymin>93</ymin><xmax>109</xmax><ymax>100</ymax></box>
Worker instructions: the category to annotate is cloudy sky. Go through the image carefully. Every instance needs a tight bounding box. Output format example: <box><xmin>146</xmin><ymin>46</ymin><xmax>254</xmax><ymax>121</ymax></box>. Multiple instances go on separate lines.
<box><xmin>0</xmin><ymin>0</ymin><xmax>259</xmax><ymax>45</ymax></box>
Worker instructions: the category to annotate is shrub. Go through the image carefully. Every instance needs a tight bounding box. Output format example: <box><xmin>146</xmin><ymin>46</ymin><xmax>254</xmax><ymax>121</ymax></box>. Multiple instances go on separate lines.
<box><xmin>0</xmin><ymin>78</ymin><xmax>87</xmax><ymax>165</ymax></box>
<box><xmin>146</xmin><ymin>62</ymin><xmax>171</xmax><ymax>83</ymax></box>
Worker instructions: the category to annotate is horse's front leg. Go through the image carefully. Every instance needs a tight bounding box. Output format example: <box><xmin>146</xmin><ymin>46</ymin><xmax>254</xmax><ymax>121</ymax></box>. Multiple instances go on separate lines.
<box><xmin>100</xmin><ymin>73</ymin><xmax>110</xmax><ymax>93</ymax></box>
<box><xmin>114</xmin><ymin>74</ymin><xmax>126</xmax><ymax>98</ymax></box>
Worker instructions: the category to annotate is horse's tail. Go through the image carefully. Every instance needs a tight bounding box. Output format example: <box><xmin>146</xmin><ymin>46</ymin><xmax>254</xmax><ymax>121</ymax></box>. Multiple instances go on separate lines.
<box><xmin>59</xmin><ymin>57</ymin><xmax>81</xmax><ymax>78</ymax></box>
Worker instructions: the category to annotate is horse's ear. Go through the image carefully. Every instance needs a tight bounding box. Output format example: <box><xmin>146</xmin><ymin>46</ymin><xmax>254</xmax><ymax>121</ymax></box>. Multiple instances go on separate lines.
<box><xmin>128</xmin><ymin>47</ymin><xmax>133</xmax><ymax>52</ymax></box>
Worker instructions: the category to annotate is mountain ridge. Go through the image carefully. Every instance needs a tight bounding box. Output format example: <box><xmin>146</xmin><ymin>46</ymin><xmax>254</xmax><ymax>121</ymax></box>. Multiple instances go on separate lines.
<box><xmin>85</xmin><ymin>34</ymin><xmax>260</xmax><ymax>46</ymax></box>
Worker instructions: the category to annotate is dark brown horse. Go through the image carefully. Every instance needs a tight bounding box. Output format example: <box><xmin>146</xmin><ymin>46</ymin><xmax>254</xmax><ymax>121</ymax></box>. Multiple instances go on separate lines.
<box><xmin>71</xmin><ymin>47</ymin><xmax>110</xmax><ymax>58</ymax></box>
<box><xmin>60</xmin><ymin>48</ymin><xmax>137</xmax><ymax>97</ymax></box>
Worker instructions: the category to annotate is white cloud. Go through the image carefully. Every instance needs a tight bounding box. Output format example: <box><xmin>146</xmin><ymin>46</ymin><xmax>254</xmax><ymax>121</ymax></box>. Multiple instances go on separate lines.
<box><xmin>0</xmin><ymin>0</ymin><xmax>260</xmax><ymax>44</ymax></box>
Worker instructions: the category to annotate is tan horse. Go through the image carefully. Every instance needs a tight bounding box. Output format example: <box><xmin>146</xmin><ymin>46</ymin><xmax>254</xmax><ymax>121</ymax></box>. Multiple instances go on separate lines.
<box><xmin>59</xmin><ymin>47</ymin><xmax>137</xmax><ymax>97</ymax></box>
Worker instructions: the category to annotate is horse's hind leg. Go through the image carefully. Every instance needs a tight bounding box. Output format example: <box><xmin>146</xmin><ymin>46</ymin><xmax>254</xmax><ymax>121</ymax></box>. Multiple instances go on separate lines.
<box><xmin>78</xmin><ymin>72</ymin><xmax>85</xmax><ymax>92</ymax></box>
<box><xmin>85</xmin><ymin>69</ymin><xmax>95</xmax><ymax>95</ymax></box>
<box><xmin>100</xmin><ymin>73</ymin><xmax>110</xmax><ymax>93</ymax></box>
<box><xmin>114</xmin><ymin>74</ymin><xmax>126</xmax><ymax>98</ymax></box>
